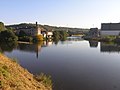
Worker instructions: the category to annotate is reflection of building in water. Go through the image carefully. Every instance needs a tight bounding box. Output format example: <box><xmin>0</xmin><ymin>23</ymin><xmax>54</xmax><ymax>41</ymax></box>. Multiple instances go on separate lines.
<box><xmin>17</xmin><ymin>41</ymin><xmax>53</xmax><ymax>58</ymax></box>
<box><xmin>89</xmin><ymin>41</ymin><xmax>98</xmax><ymax>48</ymax></box>
<box><xmin>100</xmin><ymin>42</ymin><xmax>120</xmax><ymax>53</ymax></box>
<box><xmin>43</xmin><ymin>41</ymin><xmax>53</xmax><ymax>47</ymax></box>
<box><xmin>17</xmin><ymin>43</ymin><xmax>41</xmax><ymax>58</ymax></box>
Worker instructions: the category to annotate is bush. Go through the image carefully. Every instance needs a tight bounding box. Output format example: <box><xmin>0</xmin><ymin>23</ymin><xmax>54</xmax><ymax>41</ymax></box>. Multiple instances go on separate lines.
<box><xmin>18</xmin><ymin>30</ymin><xmax>27</xmax><ymax>37</ymax></box>
<box><xmin>53</xmin><ymin>30</ymin><xmax>68</xmax><ymax>41</ymax></box>
<box><xmin>33</xmin><ymin>35</ymin><xmax>43</xmax><ymax>42</ymax></box>
<box><xmin>0</xmin><ymin>30</ymin><xmax>18</xmax><ymax>42</ymax></box>
<box><xmin>100</xmin><ymin>36</ymin><xmax>116</xmax><ymax>42</ymax></box>
<box><xmin>114</xmin><ymin>37</ymin><xmax>120</xmax><ymax>43</ymax></box>
<box><xmin>34</xmin><ymin>73</ymin><xmax>52</xmax><ymax>88</ymax></box>
<box><xmin>18</xmin><ymin>36</ymin><xmax>33</xmax><ymax>42</ymax></box>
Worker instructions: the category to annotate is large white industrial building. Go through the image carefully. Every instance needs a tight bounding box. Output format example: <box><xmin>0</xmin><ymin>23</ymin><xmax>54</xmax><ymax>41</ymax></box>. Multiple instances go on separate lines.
<box><xmin>101</xmin><ymin>23</ymin><xmax>120</xmax><ymax>36</ymax></box>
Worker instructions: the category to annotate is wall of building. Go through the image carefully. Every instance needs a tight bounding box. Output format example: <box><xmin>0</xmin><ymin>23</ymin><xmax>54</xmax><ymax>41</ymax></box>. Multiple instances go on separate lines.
<box><xmin>101</xmin><ymin>23</ymin><xmax>120</xmax><ymax>30</ymax></box>
<box><xmin>101</xmin><ymin>30</ymin><xmax>120</xmax><ymax>36</ymax></box>
<box><xmin>37</xmin><ymin>27</ymin><xmax>41</xmax><ymax>35</ymax></box>
<box><xmin>16</xmin><ymin>27</ymin><xmax>42</xmax><ymax>36</ymax></box>
<box><xmin>101</xmin><ymin>23</ymin><xmax>120</xmax><ymax>36</ymax></box>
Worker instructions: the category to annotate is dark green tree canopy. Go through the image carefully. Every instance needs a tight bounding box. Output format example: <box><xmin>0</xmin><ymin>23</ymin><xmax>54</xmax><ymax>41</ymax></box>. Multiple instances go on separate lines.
<box><xmin>18</xmin><ymin>30</ymin><xmax>27</xmax><ymax>37</ymax></box>
<box><xmin>53</xmin><ymin>30</ymin><xmax>68</xmax><ymax>41</ymax></box>
<box><xmin>0</xmin><ymin>30</ymin><xmax>18</xmax><ymax>41</ymax></box>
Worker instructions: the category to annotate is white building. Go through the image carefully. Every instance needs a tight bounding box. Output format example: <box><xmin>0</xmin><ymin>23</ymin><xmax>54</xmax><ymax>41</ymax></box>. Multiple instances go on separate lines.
<box><xmin>41</xmin><ymin>30</ymin><xmax>53</xmax><ymax>38</ymax></box>
<box><xmin>101</xmin><ymin>23</ymin><xmax>120</xmax><ymax>36</ymax></box>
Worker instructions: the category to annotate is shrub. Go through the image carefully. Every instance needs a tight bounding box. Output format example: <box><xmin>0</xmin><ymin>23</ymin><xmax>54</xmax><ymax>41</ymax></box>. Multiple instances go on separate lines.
<box><xmin>33</xmin><ymin>35</ymin><xmax>43</xmax><ymax>42</ymax></box>
<box><xmin>0</xmin><ymin>30</ymin><xmax>18</xmax><ymax>42</ymax></box>
<box><xmin>18</xmin><ymin>36</ymin><xmax>33</xmax><ymax>42</ymax></box>
<box><xmin>53</xmin><ymin>30</ymin><xmax>68</xmax><ymax>41</ymax></box>
<box><xmin>34</xmin><ymin>73</ymin><xmax>52</xmax><ymax>88</ymax></box>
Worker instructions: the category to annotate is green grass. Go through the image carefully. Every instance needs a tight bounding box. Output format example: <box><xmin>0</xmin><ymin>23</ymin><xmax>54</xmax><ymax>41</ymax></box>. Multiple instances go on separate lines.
<box><xmin>34</xmin><ymin>73</ymin><xmax>52</xmax><ymax>88</ymax></box>
<box><xmin>10</xmin><ymin>57</ymin><xmax>19</xmax><ymax>63</ymax></box>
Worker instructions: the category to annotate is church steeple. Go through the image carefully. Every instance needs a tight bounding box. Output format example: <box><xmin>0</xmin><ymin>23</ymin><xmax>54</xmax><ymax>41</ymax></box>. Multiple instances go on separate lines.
<box><xmin>35</xmin><ymin>21</ymin><xmax>41</xmax><ymax>36</ymax></box>
<box><xmin>36</xmin><ymin>22</ymin><xmax>38</xmax><ymax>27</ymax></box>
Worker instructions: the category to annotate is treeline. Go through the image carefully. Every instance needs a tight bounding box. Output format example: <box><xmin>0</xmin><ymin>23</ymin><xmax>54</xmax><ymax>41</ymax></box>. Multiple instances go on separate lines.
<box><xmin>0</xmin><ymin>22</ymin><xmax>18</xmax><ymax>42</ymax></box>
<box><xmin>7</xmin><ymin>23</ymin><xmax>89</xmax><ymax>35</ymax></box>
<box><xmin>0</xmin><ymin>22</ymin><xmax>69</xmax><ymax>43</ymax></box>
<box><xmin>53</xmin><ymin>30</ymin><xmax>68</xmax><ymax>41</ymax></box>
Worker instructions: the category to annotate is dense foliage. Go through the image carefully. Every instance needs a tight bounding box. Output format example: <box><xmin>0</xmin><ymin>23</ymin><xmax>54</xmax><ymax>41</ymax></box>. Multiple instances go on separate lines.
<box><xmin>33</xmin><ymin>35</ymin><xmax>44</xmax><ymax>42</ymax></box>
<box><xmin>53</xmin><ymin>30</ymin><xmax>68</xmax><ymax>41</ymax></box>
<box><xmin>0</xmin><ymin>30</ymin><xmax>18</xmax><ymax>42</ymax></box>
<box><xmin>0</xmin><ymin>41</ymin><xmax>18</xmax><ymax>53</ymax></box>
<box><xmin>18</xmin><ymin>30</ymin><xmax>27</xmax><ymax>37</ymax></box>
<box><xmin>18</xmin><ymin>36</ymin><xmax>33</xmax><ymax>42</ymax></box>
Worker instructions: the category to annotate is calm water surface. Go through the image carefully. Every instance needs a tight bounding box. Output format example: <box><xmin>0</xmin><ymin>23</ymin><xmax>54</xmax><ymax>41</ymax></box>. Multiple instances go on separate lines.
<box><xmin>3</xmin><ymin>38</ymin><xmax>120</xmax><ymax>90</ymax></box>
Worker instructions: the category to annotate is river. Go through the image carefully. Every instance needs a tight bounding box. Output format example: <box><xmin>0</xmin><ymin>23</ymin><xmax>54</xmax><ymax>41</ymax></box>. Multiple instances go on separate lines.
<box><xmin>2</xmin><ymin>37</ymin><xmax>120</xmax><ymax>90</ymax></box>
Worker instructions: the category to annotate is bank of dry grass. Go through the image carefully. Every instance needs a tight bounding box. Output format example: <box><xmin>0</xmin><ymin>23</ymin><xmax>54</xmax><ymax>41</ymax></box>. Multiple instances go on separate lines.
<box><xmin>0</xmin><ymin>53</ymin><xmax>52</xmax><ymax>90</ymax></box>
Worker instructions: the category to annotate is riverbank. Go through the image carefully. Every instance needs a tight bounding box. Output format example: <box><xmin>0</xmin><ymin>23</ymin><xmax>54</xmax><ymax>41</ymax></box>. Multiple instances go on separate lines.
<box><xmin>0</xmin><ymin>53</ymin><xmax>52</xmax><ymax>90</ymax></box>
<box><xmin>83</xmin><ymin>36</ymin><xmax>120</xmax><ymax>43</ymax></box>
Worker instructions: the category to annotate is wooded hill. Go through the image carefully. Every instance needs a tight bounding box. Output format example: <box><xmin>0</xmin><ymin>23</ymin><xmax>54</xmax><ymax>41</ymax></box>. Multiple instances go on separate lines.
<box><xmin>6</xmin><ymin>23</ymin><xmax>89</xmax><ymax>35</ymax></box>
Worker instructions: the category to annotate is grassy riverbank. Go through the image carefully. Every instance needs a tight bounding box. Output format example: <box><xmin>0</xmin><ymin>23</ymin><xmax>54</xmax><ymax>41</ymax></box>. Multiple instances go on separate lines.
<box><xmin>0</xmin><ymin>53</ymin><xmax>52</xmax><ymax>90</ymax></box>
<box><xmin>84</xmin><ymin>36</ymin><xmax>120</xmax><ymax>43</ymax></box>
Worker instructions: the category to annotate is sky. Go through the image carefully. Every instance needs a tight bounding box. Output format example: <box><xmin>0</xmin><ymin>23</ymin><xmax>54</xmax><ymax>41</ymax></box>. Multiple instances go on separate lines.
<box><xmin>0</xmin><ymin>0</ymin><xmax>120</xmax><ymax>28</ymax></box>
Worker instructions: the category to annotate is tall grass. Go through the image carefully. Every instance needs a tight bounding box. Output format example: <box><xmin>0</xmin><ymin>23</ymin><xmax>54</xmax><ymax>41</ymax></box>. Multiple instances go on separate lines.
<box><xmin>34</xmin><ymin>73</ymin><xmax>52</xmax><ymax>88</ymax></box>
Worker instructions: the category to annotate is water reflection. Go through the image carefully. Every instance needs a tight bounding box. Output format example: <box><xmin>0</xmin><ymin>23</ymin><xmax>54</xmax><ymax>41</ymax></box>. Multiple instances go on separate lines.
<box><xmin>0</xmin><ymin>41</ymin><xmax>18</xmax><ymax>53</ymax></box>
<box><xmin>0</xmin><ymin>41</ymin><xmax>53</xmax><ymax>58</ymax></box>
<box><xmin>100</xmin><ymin>42</ymin><xmax>120</xmax><ymax>53</ymax></box>
<box><xmin>89</xmin><ymin>40</ymin><xmax>98</xmax><ymax>48</ymax></box>
<box><xmin>4</xmin><ymin>38</ymin><xmax>120</xmax><ymax>90</ymax></box>
<box><xmin>17</xmin><ymin>41</ymin><xmax>53</xmax><ymax>58</ymax></box>
<box><xmin>18</xmin><ymin>43</ymin><xmax>42</xmax><ymax>58</ymax></box>
<box><xmin>67</xmin><ymin>36</ymin><xmax>83</xmax><ymax>41</ymax></box>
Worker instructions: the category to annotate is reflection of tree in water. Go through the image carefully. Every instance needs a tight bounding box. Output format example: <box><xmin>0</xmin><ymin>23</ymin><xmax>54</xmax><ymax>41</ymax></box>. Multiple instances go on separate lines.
<box><xmin>89</xmin><ymin>40</ymin><xmax>98</xmax><ymax>48</ymax></box>
<box><xmin>0</xmin><ymin>41</ymin><xmax>18</xmax><ymax>53</ymax></box>
<box><xmin>53</xmin><ymin>39</ymin><xmax>59</xmax><ymax>45</ymax></box>
<box><xmin>18</xmin><ymin>42</ymin><xmax>43</xmax><ymax>52</ymax></box>
<box><xmin>18</xmin><ymin>42</ymin><xmax>43</xmax><ymax>58</ymax></box>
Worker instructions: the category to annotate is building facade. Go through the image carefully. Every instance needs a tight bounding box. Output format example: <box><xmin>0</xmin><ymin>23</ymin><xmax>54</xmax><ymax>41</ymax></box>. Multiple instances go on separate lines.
<box><xmin>101</xmin><ymin>23</ymin><xmax>120</xmax><ymax>36</ymax></box>
<box><xmin>16</xmin><ymin>22</ymin><xmax>42</xmax><ymax>36</ymax></box>
<box><xmin>41</xmin><ymin>30</ymin><xmax>53</xmax><ymax>38</ymax></box>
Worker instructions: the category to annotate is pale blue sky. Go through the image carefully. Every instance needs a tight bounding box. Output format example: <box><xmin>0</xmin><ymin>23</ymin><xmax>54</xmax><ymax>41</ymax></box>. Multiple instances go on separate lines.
<box><xmin>0</xmin><ymin>0</ymin><xmax>120</xmax><ymax>28</ymax></box>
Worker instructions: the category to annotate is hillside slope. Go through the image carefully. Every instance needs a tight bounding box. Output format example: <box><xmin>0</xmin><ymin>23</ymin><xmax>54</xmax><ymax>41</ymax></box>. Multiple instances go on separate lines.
<box><xmin>0</xmin><ymin>54</ymin><xmax>51</xmax><ymax>90</ymax></box>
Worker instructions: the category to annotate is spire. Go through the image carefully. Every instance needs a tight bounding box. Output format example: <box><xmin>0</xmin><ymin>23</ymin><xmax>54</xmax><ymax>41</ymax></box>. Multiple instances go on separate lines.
<box><xmin>36</xmin><ymin>22</ymin><xmax>38</xmax><ymax>27</ymax></box>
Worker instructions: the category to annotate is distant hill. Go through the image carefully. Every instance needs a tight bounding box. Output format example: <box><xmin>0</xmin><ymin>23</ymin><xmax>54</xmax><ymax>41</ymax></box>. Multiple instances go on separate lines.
<box><xmin>6</xmin><ymin>23</ymin><xmax>90</xmax><ymax>35</ymax></box>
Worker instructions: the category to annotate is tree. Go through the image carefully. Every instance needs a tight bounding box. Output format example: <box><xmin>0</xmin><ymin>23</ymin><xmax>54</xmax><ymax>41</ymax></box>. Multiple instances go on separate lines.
<box><xmin>59</xmin><ymin>31</ymin><xmax>68</xmax><ymax>41</ymax></box>
<box><xmin>33</xmin><ymin>35</ymin><xmax>43</xmax><ymax>42</ymax></box>
<box><xmin>18</xmin><ymin>36</ymin><xmax>33</xmax><ymax>42</ymax></box>
<box><xmin>0</xmin><ymin>22</ymin><xmax>5</xmax><ymax>31</ymax></box>
<box><xmin>18</xmin><ymin>30</ymin><xmax>27</xmax><ymax>37</ymax></box>
<box><xmin>0</xmin><ymin>30</ymin><xmax>18</xmax><ymax>42</ymax></box>
<box><xmin>53</xmin><ymin>31</ymin><xmax>60</xmax><ymax>40</ymax></box>
<box><xmin>53</xmin><ymin>30</ymin><xmax>68</xmax><ymax>41</ymax></box>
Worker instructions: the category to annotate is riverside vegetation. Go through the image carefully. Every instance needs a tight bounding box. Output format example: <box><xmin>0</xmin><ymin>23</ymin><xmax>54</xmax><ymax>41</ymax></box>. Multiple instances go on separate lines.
<box><xmin>0</xmin><ymin>22</ymin><xmax>69</xmax><ymax>43</ymax></box>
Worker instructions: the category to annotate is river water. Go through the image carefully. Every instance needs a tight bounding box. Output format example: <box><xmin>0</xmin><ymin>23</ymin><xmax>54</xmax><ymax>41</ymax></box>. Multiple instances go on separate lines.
<box><xmin>3</xmin><ymin>37</ymin><xmax>120</xmax><ymax>90</ymax></box>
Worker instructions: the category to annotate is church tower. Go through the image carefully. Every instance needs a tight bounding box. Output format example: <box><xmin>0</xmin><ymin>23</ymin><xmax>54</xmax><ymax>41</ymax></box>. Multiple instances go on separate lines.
<box><xmin>35</xmin><ymin>22</ymin><xmax>41</xmax><ymax>36</ymax></box>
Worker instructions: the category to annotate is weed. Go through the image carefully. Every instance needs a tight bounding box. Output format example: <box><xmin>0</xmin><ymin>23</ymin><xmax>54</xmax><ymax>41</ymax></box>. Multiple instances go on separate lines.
<box><xmin>34</xmin><ymin>73</ymin><xmax>52</xmax><ymax>88</ymax></box>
